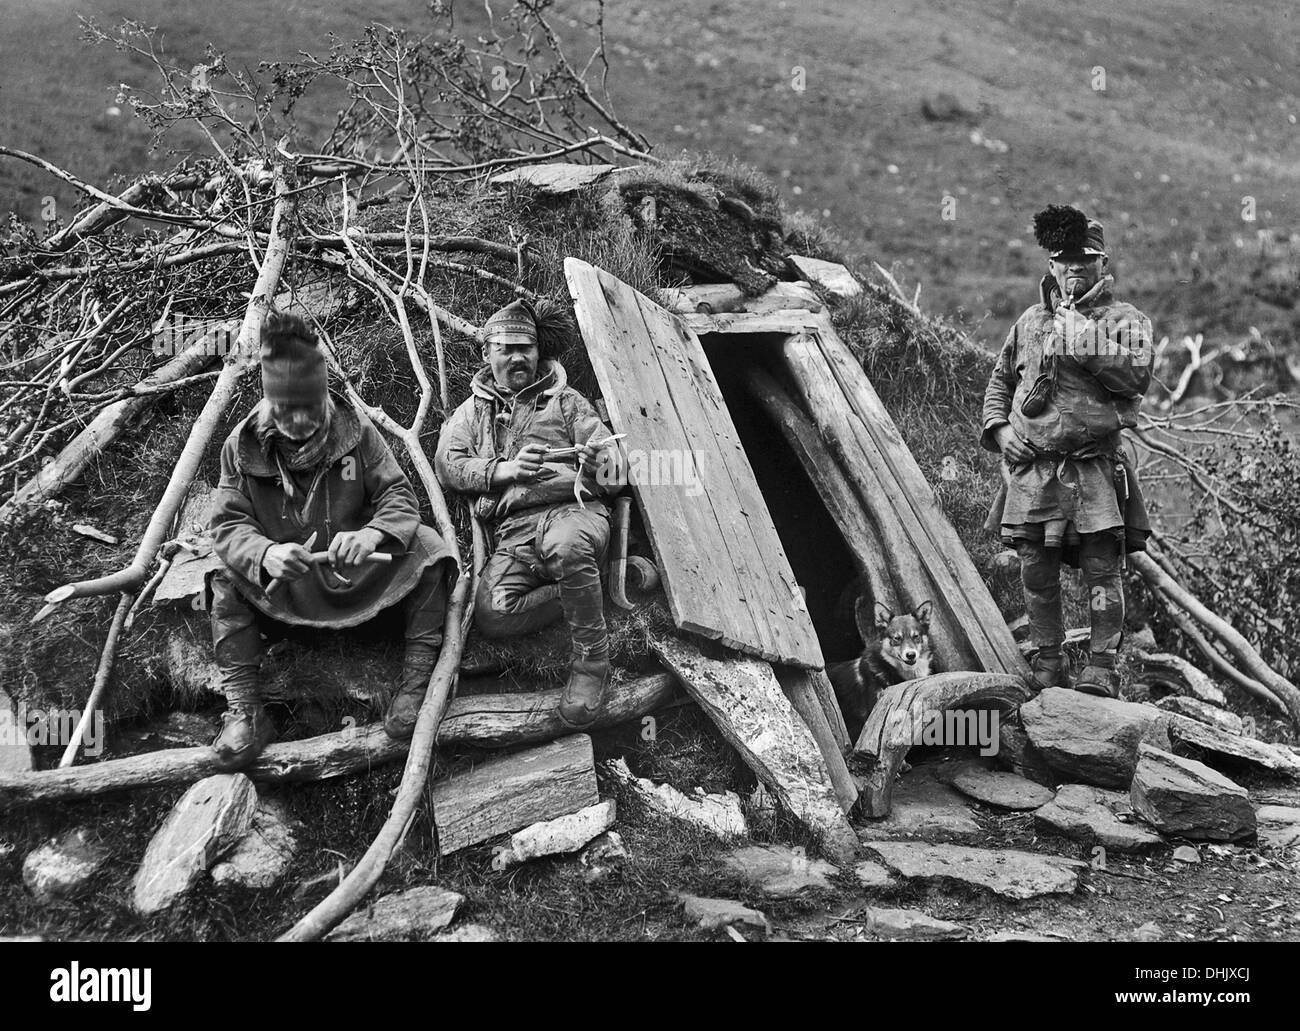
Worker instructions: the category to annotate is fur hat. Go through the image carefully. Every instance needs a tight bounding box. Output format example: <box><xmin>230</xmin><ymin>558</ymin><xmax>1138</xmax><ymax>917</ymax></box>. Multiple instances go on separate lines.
<box><xmin>1033</xmin><ymin>204</ymin><xmax>1106</xmax><ymax>258</ymax></box>
<box><xmin>260</xmin><ymin>310</ymin><xmax>327</xmax><ymax>407</ymax></box>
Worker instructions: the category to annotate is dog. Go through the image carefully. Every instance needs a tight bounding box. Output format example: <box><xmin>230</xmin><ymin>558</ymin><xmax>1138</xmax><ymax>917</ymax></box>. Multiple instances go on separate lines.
<box><xmin>827</xmin><ymin>599</ymin><xmax>934</xmax><ymax>742</ymax></box>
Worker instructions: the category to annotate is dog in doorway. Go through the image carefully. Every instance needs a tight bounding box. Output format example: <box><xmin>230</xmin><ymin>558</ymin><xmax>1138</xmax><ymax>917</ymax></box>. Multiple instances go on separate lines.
<box><xmin>827</xmin><ymin>599</ymin><xmax>934</xmax><ymax>741</ymax></box>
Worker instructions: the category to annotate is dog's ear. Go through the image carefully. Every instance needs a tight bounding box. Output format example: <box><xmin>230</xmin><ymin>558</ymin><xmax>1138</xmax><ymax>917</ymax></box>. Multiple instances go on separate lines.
<box><xmin>913</xmin><ymin>600</ymin><xmax>933</xmax><ymax>628</ymax></box>
<box><xmin>873</xmin><ymin>601</ymin><xmax>893</xmax><ymax>631</ymax></box>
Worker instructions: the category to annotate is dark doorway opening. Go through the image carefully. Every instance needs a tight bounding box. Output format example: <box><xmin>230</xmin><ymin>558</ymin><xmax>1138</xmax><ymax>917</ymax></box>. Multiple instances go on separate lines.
<box><xmin>701</xmin><ymin>332</ymin><xmax>864</xmax><ymax>665</ymax></box>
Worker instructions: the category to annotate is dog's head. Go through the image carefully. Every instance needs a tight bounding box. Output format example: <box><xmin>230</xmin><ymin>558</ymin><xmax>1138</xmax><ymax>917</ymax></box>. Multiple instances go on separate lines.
<box><xmin>858</xmin><ymin>599</ymin><xmax>933</xmax><ymax>674</ymax></box>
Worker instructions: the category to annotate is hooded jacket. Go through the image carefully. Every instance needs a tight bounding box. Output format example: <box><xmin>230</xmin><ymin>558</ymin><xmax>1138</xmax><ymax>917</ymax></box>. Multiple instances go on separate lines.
<box><xmin>434</xmin><ymin>360</ymin><xmax>619</xmax><ymax>524</ymax></box>
<box><xmin>210</xmin><ymin>392</ymin><xmax>454</xmax><ymax>627</ymax></box>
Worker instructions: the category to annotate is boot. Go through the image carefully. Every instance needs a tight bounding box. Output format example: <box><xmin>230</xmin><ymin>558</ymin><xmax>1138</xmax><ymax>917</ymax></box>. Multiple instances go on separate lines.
<box><xmin>1025</xmin><ymin>648</ymin><xmax>1067</xmax><ymax>692</ymax></box>
<box><xmin>557</xmin><ymin>656</ymin><xmax>610</xmax><ymax>730</ymax></box>
<box><xmin>384</xmin><ymin>648</ymin><xmax>439</xmax><ymax>740</ymax></box>
<box><xmin>1074</xmin><ymin>655</ymin><xmax>1120</xmax><ymax>699</ymax></box>
<box><xmin>211</xmin><ymin>700</ymin><xmax>276</xmax><ymax>772</ymax></box>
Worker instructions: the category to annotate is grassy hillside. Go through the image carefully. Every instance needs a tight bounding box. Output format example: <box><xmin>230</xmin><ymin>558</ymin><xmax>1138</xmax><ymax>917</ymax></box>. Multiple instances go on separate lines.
<box><xmin>1</xmin><ymin>0</ymin><xmax>1298</xmax><ymax>350</ymax></box>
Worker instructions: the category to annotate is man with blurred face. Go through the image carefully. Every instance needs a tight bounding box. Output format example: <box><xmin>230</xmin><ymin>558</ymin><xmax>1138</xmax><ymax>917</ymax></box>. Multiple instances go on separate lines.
<box><xmin>981</xmin><ymin>205</ymin><xmax>1154</xmax><ymax>698</ymax></box>
<box><xmin>207</xmin><ymin>310</ymin><xmax>455</xmax><ymax>769</ymax></box>
<box><xmin>436</xmin><ymin>299</ymin><xmax>623</xmax><ymax>728</ymax></box>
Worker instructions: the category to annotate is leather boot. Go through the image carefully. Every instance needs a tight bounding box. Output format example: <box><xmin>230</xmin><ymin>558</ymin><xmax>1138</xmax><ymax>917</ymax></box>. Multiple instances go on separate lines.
<box><xmin>1074</xmin><ymin>657</ymin><xmax>1120</xmax><ymax>698</ymax></box>
<box><xmin>557</xmin><ymin>655</ymin><xmax>610</xmax><ymax>730</ymax></box>
<box><xmin>384</xmin><ymin>648</ymin><xmax>439</xmax><ymax>740</ymax></box>
<box><xmin>211</xmin><ymin>701</ymin><xmax>276</xmax><ymax>772</ymax></box>
<box><xmin>1026</xmin><ymin>649</ymin><xmax>1068</xmax><ymax>692</ymax></box>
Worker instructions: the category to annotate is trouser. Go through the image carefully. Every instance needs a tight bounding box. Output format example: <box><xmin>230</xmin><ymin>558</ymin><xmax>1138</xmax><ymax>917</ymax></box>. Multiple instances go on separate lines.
<box><xmin>474</xmin><ymin>502</ymin><xmax>610</xmax><ymax>661</ymax></box>
<box><xmin>1015</xmin><ymin>534</ymin><xmax>1124</xmax><ymax>666</ymax></box>
<box><xmin>210</xmin><ymin>562</ymin><xmax>448</xmax><ymax>706</ymax></box>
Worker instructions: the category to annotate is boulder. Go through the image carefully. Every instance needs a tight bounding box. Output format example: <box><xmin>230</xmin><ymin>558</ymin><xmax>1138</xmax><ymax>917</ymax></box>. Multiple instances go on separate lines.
<box><xmin>211</xmin><ymin>796</ymin><xmax>301</xmax><ymax>889</ymax></box>
<box><xmin>994</xmin><ymin>723</ymin><xmax>1055</xmax><ymax>787</ymax></box>
<box><xmin>720</xmin><ymin>844</ymin><xmax>837</xmax><ymax>898</ymax></box>
<box><xmin>862</xmin><ymin>906</ymin><xmax>966</xmax><ymax>940</ymax></box>
<box><xmin>952</xmin><ymin>766</ymin><xmax>1054</xmax><ymax>811</ymax></box>
<box><xmin>496</xmin><ymin>799</ymin><xmax>616</xmax><ymax>870</ymax></box>
<box><xmin>863</xmin><ymin>841</ymin><xmax>1082</xmax><ymax>900</ymax></box>
<box><xmin>22</xmin><ymin>828</ymin><xmax>110</xmax><ymax>900</ymax></box>
<box><xmin>132</xmin><ymin>774</ymin><xmax>258</xmax><ymax>915</ymax></box>
<box><xmin>1153</xmin><ymin>696</ymin><xmax>1243</xmax><ymax>736</ymax></box>
<box><xmin>1032</xmin><ymin>784</ymin><xmax>1163</xmax><ymax>853</ymax></box>
<box><xmin>1020</xmin><ymin>688</ymin><xmax>1169</xmax><ymax>788</ymax></box>
<box><xmin>680</xmin><ymin>894</ymin><xmax>770</xmax><ymax>934</ymax></box>
<box><xmin>1255</xmin><ymin>805</ymin><xmax>1300</xmax><ymax>849</ymax></box>
<box><xmin>327</xmin><ymin>886</ymin><xmax>465</xmax><ymax>941</ymax></box>
<box><xmin>1129</xmin><ymin>745</ymin><xmax>1255</xmax><ymax>841</ymax></box>
<box><xmin>1172</xmin><ymin>845</ymin><xmax>1201</xmax><ymax>863</ymax></box>
<box><xmin>1165</xmin><ymin>715</ymin><xmax>1300</xmax><ymax>777</ymax></box>
<box><xmin>579</xmin><ymin>830</ymin><xmax>629</xmax><ymax>883</ymax></box>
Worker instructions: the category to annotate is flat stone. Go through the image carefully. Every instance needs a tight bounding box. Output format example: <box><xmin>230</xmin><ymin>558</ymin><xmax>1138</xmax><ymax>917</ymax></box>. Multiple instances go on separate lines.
<box><xmin>721</xmin><ymin>844</ymin><xmax>837</xmax><ymax>898</ymax></box>
<box><xmin>1130</xmin><ymin>745</ymin><xmax>1255</xmax><ymax>841</ymax></box>
<box><xmin>211</xmin><ymin>796</ymin><xmax>301</xmax><ymax>889</ymax></box>
<box><xmin>1021</xmin><ymin>688</ymin><xmax>1170</xmax><ymax>788</ymax></box>
<box><xmin>857</xmin><ymin>766</ymin><xmax>982</xmax><ymax>844</ymax></box>
<box><xmin>1132</xmin><ymin>921</ymin><xmax>1165</xmax><ymax>941</ymax></box>
<box><xmin>579</xmin><ymin>829</ymin><xmax>629</xmax><ymax>884</ymax></box>
<box><xmin>786</xmin><ymin>254</ymin><xmax>862</xmax><ymax>301</ymax></box>
<box><xmin>864</xmin><ymin>841</ymin><xmax>1082</xmax><ymax>900</ymax></box>
<box><xmin>1154</xmin><ymin>696</ymin><xmax>1243</xmax><ymax>736</ymax></box>
<box><xmin>489</xmin><ymin>162</ymin><xmax>615</xmax><ymax>194</ymax></box>
<box><xmin>497</xmin><ymin>799</ymin><xmax>616</xmax><ymax>869</ymax></box>
<box><xmin>853</xmin><ymin>859</ymin><xmax>896</xmax><ymax>889</ymax></box>
<box><xmin>1172</xmin><ymin>845</ymin><xmax>1201</xmax><ymax>863</ymax></box>
<box><xmin>680</xmin><ymin>894</ymin><xmax>770</xmax><ymax>934</ymax></box>
<box><xmin>1255</xmin><ymin>805</ymin><xmax>1300</xmax><ymax>849</ymax></box>
<box><xmin>607</xmin><ymin>757</ymin><xmax>746</xmax><ymax>839</ymax></box>
<box><xmin>22</xmin><ymin>828</ymin><xmax>110</xmax><ymax>901</ymax></box>
<box><xmin>862</xmin><ymin>906</ymin><xmax>966</xmax><ymax>940</ymax></box>
<box><xmin>1033</xmin><ymin>784</ymin><xmax>1163</xmax><ymax>853</ymax></box>
<box><xmin>132</xmin><ymin>773</ymin><xmax>258</xmax><ymax>915</ymax></box>
<box><xmin>1166</xmin><ymin>714</ymin><xmax>1300</xmax><ymax>777</ymax></box>
<box><xmin>995</xmin><ymin>724</ymin><xmax>1055</xmax><ymax>786</ymax></box>
<box><xmin>328</xmin><ymin>886</ymin><xmax>465</xmax><ymax>942</ymax></box>
<box><xmin>987</xmin><ymin>930</ymin><xmax>1060</xmax><ymax>942</ymax></box>
<box><xmin>432</xmin><ymin>923</ymin><xmax>502</xmax><ymax>942</ymax></box>
<box><xmin>952</xmin><ymin>767</ymin><xmax>1055</xmax><ymax>811</ymax></box>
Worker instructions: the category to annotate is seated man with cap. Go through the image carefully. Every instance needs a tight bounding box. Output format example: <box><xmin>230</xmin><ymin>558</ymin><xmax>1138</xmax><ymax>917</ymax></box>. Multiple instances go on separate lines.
<box><xmin>207</xmin><ymin>310</ymin><xmax>456</xmax><ymax>770</ymax></box>
<box><xmin>981</xmin><ymin>205</ymin><xmax>1153</xmax><ymax>698</ymax></box>
<box><xmin>435</xmin><ymin>299</ymin><xmax>623</xmax><ymax>729</ymax></box>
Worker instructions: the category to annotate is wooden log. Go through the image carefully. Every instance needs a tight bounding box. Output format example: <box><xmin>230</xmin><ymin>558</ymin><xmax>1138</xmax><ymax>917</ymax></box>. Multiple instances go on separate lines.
<box><xmin>742</xmin><ymin>365</ymin><xmax>898</xmax><ymax>614</ymax></box>
<box><xmin>851</xmin><ymin>671</ymin><xmax>1033</xmax><ymax>817</ymax></box>
<box><xmin>663</xmin><ymin>281</ymin><xmax>824</xmax><ymax>316</ymax></box>
<box><xmin>681</xmin><ymin>310</ymin><xmax>822</xmax><ymax>337</ymax></box>
<box><xmin>653</xmin><ymin>635</ymin><xmax>858</xmax><ymax>864</ymax></box>
<box><xmin>430</xmin><ymin>734</ymin><xmax>599</xmax><ymax>856</ymax></box>
<box><xmin>132</xmin><ymin>773</ymin><xmax>258</xmax><ymax>915</ymax></box>
<box><xmin>807</xmin><ymin>313</ymin><xmax>1027</xmax><ymax>677</ymax></box>
<box><xmin>1132</xmin><ymin>649</ymin><xmax>1227</xmax><ymax>707</ymax></box>
<box><xmin>773</xmin><ymin>665</ymin><xmax>858</xmax><ymax>813</ymax></box>
<box><xmin>0</xmin><ymin>675</ymin><xmax>676</xmax><ymax>808</ymax></box>
<box><xmin>781</xmin><ymin>334</ymin><xmax>967</xmax><ymax>668</ymax></box>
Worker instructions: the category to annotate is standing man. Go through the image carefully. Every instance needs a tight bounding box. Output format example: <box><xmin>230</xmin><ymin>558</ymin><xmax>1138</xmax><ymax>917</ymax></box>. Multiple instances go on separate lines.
<box><xmin>435</xmin><ymin>299</ymin><xmax>622</xmax><ymax>729</ymax></box>
<box><xmin>981</xmin><ymin>205</ymin><xmax>1153</xmax><ymax>698</ymax></box>
<box><xmin>208</xmin><ymin>311</ymin><xmax>455</xmax><ymax>769</ymax></box>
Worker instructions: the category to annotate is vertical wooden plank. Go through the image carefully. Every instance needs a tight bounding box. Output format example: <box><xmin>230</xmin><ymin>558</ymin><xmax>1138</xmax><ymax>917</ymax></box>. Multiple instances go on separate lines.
<box><xmin>810</xmin><ymin>314</ymin><xmax>1026</xmax><ymax>675</ymax></box>
<box><xmin>773</xmin><ymin>665</ymin><xmax>858</xmax><ymax>813</ymax></box>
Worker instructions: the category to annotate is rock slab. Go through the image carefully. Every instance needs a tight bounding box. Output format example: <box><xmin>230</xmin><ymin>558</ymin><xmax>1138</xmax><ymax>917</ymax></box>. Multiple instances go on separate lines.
<box><xmin>680</xmin><ymin>894</ymin><xmax>770</xmax><ymax>933</ymax></box>
<box><xmin>133</xmin><ymin>774</ymin><xmax>258</xmax><ymax>915</ymax></box>
<box><xmin>863</xmin><ymin>841</ymin><xmax>1082</xmax><ymax>900</ymax></box>
<box><xmin>952</xmin><ymin>766</ymin><xmax>1054</xmax><ymax>810</ymax></box>
<box><xmin>497</xmin><ymin>799</ymin><xmax>616</xmax><ymax>869</ymax></box>
<box><xmin>211</xmin><ymin>796</ymin><xmax>301</xmax><ymax>889</ymax></box>
<box><xmin>1129</xmin><ymin>744</ymin><xmax>1255</xmax><ymax>841</ymax></box>
<box><xmin>862</xmin><ymin>906</ymin><xmax>966</xmax><ymax>940</ymax></box>
<box><xmin>328</xmin><ymin>886</ymin><xmax>465</xmax><ymax>941</ymax></box>
<box><xmin>1033</xmin><ymin>784</ymin><xmax>1163</xmax><ymax>853</ymax></box>
<box><xmin>721</xmin><ymin>844</ymin><xmax>837</xmax><ymax>898</ymax></box>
